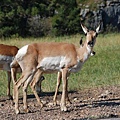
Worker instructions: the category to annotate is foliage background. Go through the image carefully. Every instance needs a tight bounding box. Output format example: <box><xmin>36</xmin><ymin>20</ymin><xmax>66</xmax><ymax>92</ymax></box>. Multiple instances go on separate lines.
<box><xmin>0</xmin><ymin>0</ymin><xmax>119</xmax><ymax>38</ymax></box>
<box><xmin>0</xmin><ymin>0</ymin><xmax>81</xmax><ymax>37</ymax></box>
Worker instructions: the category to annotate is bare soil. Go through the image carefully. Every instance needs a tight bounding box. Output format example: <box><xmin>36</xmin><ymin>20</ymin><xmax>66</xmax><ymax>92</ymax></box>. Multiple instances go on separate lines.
<box><xmin>0</xmin><ymin>85</ymin><xmax>120</xmax><ymax>120</ymax></box>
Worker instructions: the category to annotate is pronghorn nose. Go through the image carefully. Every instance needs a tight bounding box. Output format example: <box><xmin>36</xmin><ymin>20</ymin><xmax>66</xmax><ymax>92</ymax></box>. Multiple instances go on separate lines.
<box><xmin>93</xmin><ymin>51</ymin><xmax>96</xmax><ymax>55</ymax></box>
<box><xmin>90</xmin><ymin>51</ymin><xmax>96</xmax><ymax>56</ymax></box>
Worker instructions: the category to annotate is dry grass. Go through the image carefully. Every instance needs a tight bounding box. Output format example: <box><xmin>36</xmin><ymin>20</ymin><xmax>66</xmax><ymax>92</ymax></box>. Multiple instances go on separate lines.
<box><xmin>0</xmin><ymin>33</ymin><xmax>119</xmax><ymax>96</ymax></box>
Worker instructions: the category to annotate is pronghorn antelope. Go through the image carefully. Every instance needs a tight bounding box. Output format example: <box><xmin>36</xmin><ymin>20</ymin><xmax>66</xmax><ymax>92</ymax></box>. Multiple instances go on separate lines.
<box><xmin>53</xmin><ymin>38</ymin><xmax>96</xmax><ymax>105</ymax></box>
<box><xmin>11</xmin><ymin>24</ymin><xmax>100</xmax><ymax>114</ymax></box>
<box><xmin>35</xmin><ymin>37</ymin><xmax>96</xmax><ymax>106</ymax></box>
<box><xmin>0</xmin><ymin>44</ymin><xmax>19</xmax><ymax>99</ymax></box>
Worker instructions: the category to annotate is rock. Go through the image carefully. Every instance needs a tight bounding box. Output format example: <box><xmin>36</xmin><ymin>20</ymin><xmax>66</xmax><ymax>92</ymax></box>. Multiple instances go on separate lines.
<box><xmin>81</xmin><ymin>0</ymin><xmax>120</xmax><ymax>31</ymax></box>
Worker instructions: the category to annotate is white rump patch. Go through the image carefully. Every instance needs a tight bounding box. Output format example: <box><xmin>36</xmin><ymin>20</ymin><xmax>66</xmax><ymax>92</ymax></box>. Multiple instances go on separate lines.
<box><xmin>39</xmin><ymin>56</ymin><xmax>70</xmax><ymax>72</ymax></box>
<box><xmin>16</xmin><ymin>45</ymin><xmax>28</xmax><ymax>61</ymax></box>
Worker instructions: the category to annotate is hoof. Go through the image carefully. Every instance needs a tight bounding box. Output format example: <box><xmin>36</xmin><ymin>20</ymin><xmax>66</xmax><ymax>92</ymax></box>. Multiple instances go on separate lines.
<box><xmin>9</xmin><ymin>95</ymin><xmax>13</xmax><ymax>100</ymax></box>
<box><xmin>15</xmin><ymin>109</ymin><xmax>20</xmax><ymax>114</ymax></box>
<box><xmin>61</xmin><ymin>105</ymin><xmax>67</xmax><ymax>112</ymax></box>
<box><xmin>53</xmin><ymin>101</ymin><xmax>57</xmax><ymax>106</ymax></box>
<box><xmin>24</xmin><ymin>108</ymin><xmax>29</xmax><ymax>113</ymax></box>
<box><xmin>41</xmin><ymin>103</ymin><xmax>44</xmax><ymax>108</ymax></box>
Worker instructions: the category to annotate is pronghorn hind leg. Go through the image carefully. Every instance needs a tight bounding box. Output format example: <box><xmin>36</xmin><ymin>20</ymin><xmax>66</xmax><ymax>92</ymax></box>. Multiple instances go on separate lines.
<box><xmin>35</xmin><ymin>75</ymin><xmax>45</xmax><ymax>94</ymax></box>
<box><xmin>30</xmin><ymin>69</ymin><xmax>43</xmax><ymax>108</ymax></box>
<box><xmin>14</xmin><ymin>72</ymin><xmax>32</xmax><ymax>114</ymax></box>
<box><xmin>22</xmin><ymin>74</ymin><xmax>35</xmax><ymax>113</ymax></box>
<box><xmin>7</xmin><ymin>71</ymin><xmax>13</xmax><ymax>100</ymax></box>
<box><xmin>11</xmin><ymin>67</ymin><xmax>18</xmax><ymax>101</ymax></box>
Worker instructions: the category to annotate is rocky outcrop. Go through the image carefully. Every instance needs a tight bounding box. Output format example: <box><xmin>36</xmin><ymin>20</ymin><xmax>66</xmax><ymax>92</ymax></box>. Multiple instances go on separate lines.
<box><xmin>80</xmin><ymin>0</ymin><xmax>120</xmax><ymax>32</ymax></box>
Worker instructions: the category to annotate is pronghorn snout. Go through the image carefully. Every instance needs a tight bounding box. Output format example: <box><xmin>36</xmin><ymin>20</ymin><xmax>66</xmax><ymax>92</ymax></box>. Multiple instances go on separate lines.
<box><xmin>91</xmin><ymin>51</ymin><xmax>96</xmax><ymax>56</ymax></box>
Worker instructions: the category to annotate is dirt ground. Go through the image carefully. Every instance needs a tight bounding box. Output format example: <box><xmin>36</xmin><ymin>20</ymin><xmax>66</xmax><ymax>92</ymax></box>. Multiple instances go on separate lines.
<box><xmin>0</xmin><ymin>85</ymin><xmax>120</xmax><ymax>120</ymax></box>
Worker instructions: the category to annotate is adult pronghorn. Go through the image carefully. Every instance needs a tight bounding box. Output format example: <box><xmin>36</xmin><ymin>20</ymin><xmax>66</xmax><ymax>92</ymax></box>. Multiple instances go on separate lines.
<box><xmin>53</xmin><ymin>43</ymin><xmax>96</xmax><ymax>105</ymax></box>
<box><xmin>11</xmin><ymin>24</ymin><xmax>100</xmax><ymax>114</ymax></box>
<box><xmin>35</xmin><ymin>37</ymin><xmax>96</xmax><ymax>106</ymax></box>
<box><xmin>0</xmin><ymin>44</ymin><xmax>19</xmax><ymax>99</ymax></box>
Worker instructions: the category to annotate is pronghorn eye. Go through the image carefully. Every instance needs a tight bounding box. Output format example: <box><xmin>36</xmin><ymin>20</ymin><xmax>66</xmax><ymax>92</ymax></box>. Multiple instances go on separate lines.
<box><xmin>88</xmin><ymin>41</ymin><xmax>91</xmax><ymax>45</ymax></box>
<box><xmin>88</xmin><ymin>41</ymin><xmax>93</xmax><ymax>47</ymax></box>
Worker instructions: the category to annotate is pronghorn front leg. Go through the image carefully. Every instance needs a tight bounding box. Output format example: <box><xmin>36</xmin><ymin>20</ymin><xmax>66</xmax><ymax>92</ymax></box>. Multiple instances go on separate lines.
<box><xmin>53</xmin><ymin>72</ymin><xmax>62</xmax><ymax>105</ymax></box>
<box><xmin>60</xmin><ymin>68</ymin><xmax>68</xmax><ymax>112</ymax></box>
<box><xmin>53</xmin><ymin>72</ymin><xmax>71</xmax><ymax>106</ymax></box>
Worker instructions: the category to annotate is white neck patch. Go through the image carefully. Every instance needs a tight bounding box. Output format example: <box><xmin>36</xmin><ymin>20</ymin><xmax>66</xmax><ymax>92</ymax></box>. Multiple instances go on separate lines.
<box><xmin>86</xmin><ymin>44</ymin><xmax>91</xmax><ymax>54</ymax></box>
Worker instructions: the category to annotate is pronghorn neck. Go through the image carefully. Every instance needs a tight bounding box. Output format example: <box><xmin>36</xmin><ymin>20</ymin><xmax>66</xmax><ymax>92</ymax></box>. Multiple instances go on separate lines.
<box><xmin>77</xmin><ymin>41</ymin><xmax>91</xmax><ymax>62</ymax></box>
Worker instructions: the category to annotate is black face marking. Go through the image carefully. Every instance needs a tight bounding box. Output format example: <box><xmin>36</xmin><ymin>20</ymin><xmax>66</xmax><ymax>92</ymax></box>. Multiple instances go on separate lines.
<box><xmin>96</xmin><ymin>33</ymin><xmax>98</xmax><ymax>37</ymax></box>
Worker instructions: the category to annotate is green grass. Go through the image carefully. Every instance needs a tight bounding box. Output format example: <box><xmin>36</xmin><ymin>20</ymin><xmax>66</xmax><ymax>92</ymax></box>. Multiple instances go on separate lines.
<box><xmin>0</xmin><ymin>33</ymin><xmax>120</xmax><ymax>96</ymax></box>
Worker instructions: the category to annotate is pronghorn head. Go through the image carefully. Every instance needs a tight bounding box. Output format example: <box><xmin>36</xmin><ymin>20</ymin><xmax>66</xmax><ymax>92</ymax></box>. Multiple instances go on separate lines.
<box><xmin>81</xmin><ymin>24</ymin><xmax>100</xmax><ymax>57</ymax></box>
<box><xmin>79</xmin><ymin>36</ymin><xmax>96</xmax><ymax>56</ymax></box>
<box><xmin>81</xmin><ymin>24</ymin><xmax>100</xmax><ymax>49</ymax></box>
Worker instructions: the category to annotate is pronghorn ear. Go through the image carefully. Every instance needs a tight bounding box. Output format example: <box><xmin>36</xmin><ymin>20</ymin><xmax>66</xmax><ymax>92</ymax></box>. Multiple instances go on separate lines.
<box><xmin>79</xmin><ymin>37</ymin><xmax>83</xmax><ymax>45</ymax></box>
<box><xmin>81</xmin><ymin>24</ymin><xmax>88</xmax><ymax>35</ymax></box>
<box><xmin>96</xmin><ymin>24</ymin><xmax>100</xmax><ymax>33</ymax></box>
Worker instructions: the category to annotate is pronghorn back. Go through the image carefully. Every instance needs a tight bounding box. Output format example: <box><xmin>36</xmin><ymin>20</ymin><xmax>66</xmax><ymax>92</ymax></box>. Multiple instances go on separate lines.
<box><xmin>16</xmin><ymin>42</ymin><xmax>78</xmax><ymax>72</ymax></box>
<box><xmin>0</xmin><ymin>44</ymin><xmax>19</xmax><ymax>56</ymax></box>
<box><xmin>0</xmin><ymin>44</ymin><xmax>19</xmax><ymax>71</ymax></box>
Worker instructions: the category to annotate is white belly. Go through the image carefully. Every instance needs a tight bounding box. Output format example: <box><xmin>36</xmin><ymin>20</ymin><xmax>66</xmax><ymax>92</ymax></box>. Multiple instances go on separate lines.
<box><xmin>0</xmin><ymin>55</ymin><xmax>14</xmax><ymax>71</ymax></box>
<box><xmin>39</xmin><ymin>56</ymin><xmax>70</xmax><ymax>72</ymax></box>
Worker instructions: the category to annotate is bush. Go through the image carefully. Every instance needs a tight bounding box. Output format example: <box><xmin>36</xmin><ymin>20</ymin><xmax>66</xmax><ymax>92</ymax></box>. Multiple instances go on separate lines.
<box><xmin>51</xmin><ymin>0</ymin><xmax>80</xmax><ymax>36</ymax></box>
<box><xmin>28</xmin><ymin>15</ymin><xmax>52</xmax><ymax>37</ymax></box>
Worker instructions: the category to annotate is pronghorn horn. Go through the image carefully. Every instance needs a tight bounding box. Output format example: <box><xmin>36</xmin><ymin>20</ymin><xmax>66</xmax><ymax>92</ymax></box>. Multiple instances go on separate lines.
<box><xmin>96</xmin><ymin>24</ymin><xmax>100</xmax><ymax>33</ymax></box>
<box><xmin>81</xmin><ymin>24</ymin><xmax>88</xmax><ymax>34</ymax></box>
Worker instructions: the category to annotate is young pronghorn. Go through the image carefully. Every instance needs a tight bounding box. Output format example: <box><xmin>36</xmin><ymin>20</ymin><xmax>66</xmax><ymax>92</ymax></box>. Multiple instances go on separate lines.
<box><xmin>0</xmin><ymin>44</ymin><xmax>19</xmax><ymax>99</ymax></box>
<box><xmin>11</xmin><ymin>24</ymin><xmax>100</xmax><ymax>114</ymax></box>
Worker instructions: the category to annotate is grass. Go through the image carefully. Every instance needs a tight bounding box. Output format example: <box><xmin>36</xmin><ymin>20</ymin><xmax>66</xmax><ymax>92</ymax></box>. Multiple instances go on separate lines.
<box><xmin>0</xmin><ymin>33</ymin><xmax>120</xmax><ymax>96</ymax></box>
